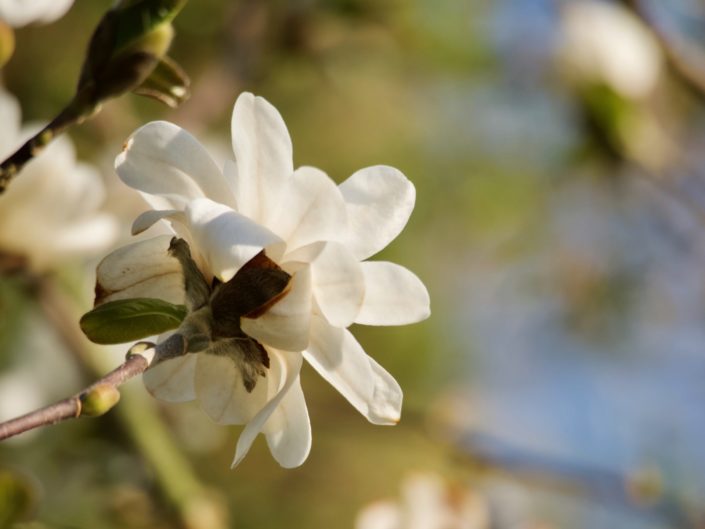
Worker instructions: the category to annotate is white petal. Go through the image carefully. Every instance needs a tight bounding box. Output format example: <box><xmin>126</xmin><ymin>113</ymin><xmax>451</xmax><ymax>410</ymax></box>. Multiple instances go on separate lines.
<box><xmin>0</xmin><ymin>89</ymin><xmax>20</xmax><ymax>156</ymax></box>
<box><xmin>285</xmin><ymin>241</ymin><xmax>365</xmax><ymax>327</ymax></box>
<box><xmin>131</xmin><ymin>209</ymin><xmax>182</xmax><ymax>235</ymax></box>
<box><xmin>143</xmin><ymin>353</ymin><xmax>197</xmax><ymax>403</ymax></box>
<box><xmin>0</xmin><ymin>0</ymin><xmax>73</xmax><ymax>26</ymax></box>
<box><xmin>232</xmin><ymin>350</ymin><xmax>303</xmax><ymax>467</ymax></box>
<box><xmin>241</xmin><ymin>265</ymin><xmax>312</xmax><ymax>352</ymax></box>
<box><xmin>303</xmin><ymin>316</ymin><xmax>402</xmax><ymax>425</ymax></box>
<box><xmin>267</xmin><ymin>166</ymin><xmax>349</xmax><ymax>251</ymax></box>
<box><xmin>356</xmin><ymin>262</ymin><xmax>430</xmax><ymax>326</ymax></box>
<box><xmin>95</xmin><ymin>235</ymin><xmax>184</xmax><ymax>305</ymax></box>
<box><xmin>116</xmin><ymin>121</ymin><xmax>234</xmax><ymax>209</ymax></box>
<box><xmin>230</xmin><ymin>92</ymin><xmax>293</xmax><ymax>224</ymax></box>
<box><xmin>264</xmin><ymin>375</ymin><xmax>312</xmax><ymax>468</ymax></box>
<box><xmin>180</xmin><ymin>198</ymin><xmax>282</xmax><ymax>281</ymax></box>
<box><xmin>194</xmin><ymin>353</ymin><xmax>270</xmax><ymax>425</ymax></box>
<box><xmin>339</xmin><ymin>165</ymin><xmax>415</xmax><ymax>260</ymax></box>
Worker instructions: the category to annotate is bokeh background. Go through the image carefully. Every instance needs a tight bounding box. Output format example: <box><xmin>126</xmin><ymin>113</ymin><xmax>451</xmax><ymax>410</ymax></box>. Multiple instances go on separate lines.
<box><xmin>2</xmin><ymin>0</ymin><xmax>705</xmax><ymax>527</ymax></box>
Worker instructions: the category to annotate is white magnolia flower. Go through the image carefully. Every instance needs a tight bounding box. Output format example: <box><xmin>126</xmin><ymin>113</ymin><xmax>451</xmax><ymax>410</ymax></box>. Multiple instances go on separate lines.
<box><xmin>0</xmin><ymin>0</ymin><xmax>73</xmax><ymax>27</ymax></box>
<box><xmin>0</xmin><ymin>89</ymin><xmax>117</xmax><ymax>271</ymax></box>
<box><xmin>97</xmin><ymin>92</ymin><xmax>430</xmax><ymax>468</ymax></box>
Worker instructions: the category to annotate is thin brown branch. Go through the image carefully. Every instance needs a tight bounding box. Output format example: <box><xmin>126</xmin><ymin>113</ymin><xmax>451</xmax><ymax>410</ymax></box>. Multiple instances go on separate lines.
<box><xmin>0</xmin><ymin>343</ymin><xmax>155</xmax><ymax>441</ymax></box>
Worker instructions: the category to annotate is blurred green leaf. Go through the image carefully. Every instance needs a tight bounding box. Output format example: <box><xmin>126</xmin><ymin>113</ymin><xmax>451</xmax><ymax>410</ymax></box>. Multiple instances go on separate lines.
<box><xmin>80</xmin><ymin>298</ymin><xmax>187</xmax><ymax>345</ymax></box>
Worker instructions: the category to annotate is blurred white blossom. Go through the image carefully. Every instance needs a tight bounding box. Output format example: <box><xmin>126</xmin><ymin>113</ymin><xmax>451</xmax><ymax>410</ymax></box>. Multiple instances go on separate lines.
<box><xmin>355</xmin><ymin>473</ymin><xmax>489</xmax><ymax>529</ymax></box>
<box><xmin>0</xmin><ymin>89</ymin><xmax>118</xmax><ymax>271</ymax></box>
<box><xmin>558</xmin><ymin>0</ymin><xmax>663</xmax><ymax>100</ymax></box>
<box><xmin>97</xmin><ymin>92</ymin><xmax>430</xmax><ymax>467</ymax></box>
<box><xmin>0</xmin><ymin>0</ymin><xmax>73</xmax><ymax>27</ymax></box>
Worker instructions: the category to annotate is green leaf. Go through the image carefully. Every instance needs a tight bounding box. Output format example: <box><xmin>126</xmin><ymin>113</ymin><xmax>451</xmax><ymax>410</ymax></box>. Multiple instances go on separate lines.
<box><xmin>80</xmin><ymin>298</ymin><xmax>187</xmax><ymax>345</ymax></box>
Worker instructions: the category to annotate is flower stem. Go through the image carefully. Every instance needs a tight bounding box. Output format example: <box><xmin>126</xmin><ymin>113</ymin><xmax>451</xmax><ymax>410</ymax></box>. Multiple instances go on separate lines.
<box><xmin>0</xmin><ymin>343</ymin><xmax>154</xmax><ymax>440</ymax></box>
<box><xmin>0</xmin><ymin>96</ymin><xmax>96</xmax><ymax>194</ymax></box>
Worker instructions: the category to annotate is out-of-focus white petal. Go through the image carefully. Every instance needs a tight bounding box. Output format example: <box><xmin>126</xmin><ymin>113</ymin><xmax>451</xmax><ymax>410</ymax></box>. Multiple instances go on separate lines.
<box><xmin>194</xmin><ymin>353</ymin><xmax>270</xmax><ymax>425</ymax></box>
<box><xmin>304</xmin><ymin>316</ymin><xmax>402</xmax><ymax>425</ymax></box>
<box><xmin>264</xmin><ymin>375</ymin><xmax>312</xmax><ymax>468</ymax></box>
<box><xmin>116</xmin><ymin>121</ymin><xmax>234</xmax><ymax>209</ymax></box>
<box><xmin>285</xmin><ymin>241</ymin><xmax>364</xmax><ymax>327</ymax></box>
<box><xmin>267</xmin><ymin>166</ymin><xmax>349</xmax><ymax>251</ymax></box>
<box><xmin>355</xmin><ymin>501</ymin><xmax>401</xmax><ymax>529</ymax></box>
<box><xmin>51</xmin><ymin>214</ymin><xmax>119</xmax><ymax>259</ymax></box>
<box><xmin>232</xmin><ymin>349</ymin><xmax>302</xmax><ymax>467</ymax></box>
<box><xmin>0</xmin><ymin>89</ymin><xmax>20</xmax><ymax>155</ymax></box>
<box><xmin>230</xmin><ymin>92</ymin><xmax>293</xmax><ymax>223</ymax></box>
<box><xmin>356</xmin><ymin>261</ymin><xmax>430</xmax><ymax>326</ymax></box>
<box><xmin>180</xmin><ymin>198</ymin><xmax>281</xmax><ymax>281</ymax></box>
<box><xmin>0</xmin><ymin>0</ymin><xmax>73</xmax><ymax>27</ymax></box>
<box><xmin>143</xmin><ymin>354</ymin><xmax>197</xmax><ymax>403</ymax></box>
<box><xmin>95</xmin><ymin>235</ymin><xmax>184</xmax><ymax>305</ymax></box>
<box><xmin>241</xmin><ymin>265</ymin><xmax>312</xmax><ymax>351</ymax></box>
<box><xmin>339</xmin><ymin>165</ymin><xmax>415</xmax><ymax>260</ymax></box>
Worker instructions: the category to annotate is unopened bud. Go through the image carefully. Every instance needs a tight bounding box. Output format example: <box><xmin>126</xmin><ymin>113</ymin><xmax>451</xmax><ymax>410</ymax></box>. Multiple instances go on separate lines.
<box><xmin>80</xmin><ymin>384</ymin><xmax>121</xmax><ymax>417</ymax></box>
<box><xmin>77</xmin><ymin>0</ymin><xmax>188</xmax><ymax>105</ymax></box>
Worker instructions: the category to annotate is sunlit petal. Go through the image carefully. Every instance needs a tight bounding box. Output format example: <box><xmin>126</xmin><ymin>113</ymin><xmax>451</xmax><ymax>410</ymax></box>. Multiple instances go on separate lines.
<box><xmin>230</xmin><ymin>92</ymin><xmax>293</xmax><ymax>223</ymax></box>
<box><xmin>304</xmin><ymin>316</ymin><xmax>402</xmax><ymax>425</ymax></box>
<box><xmin>356</xmin><ymin>262</ymin><xmax>430</xmax><ymax>325</ymax></box>
<box><xmin>116</xmin><ymin>121</ymin><xmax>234</xmax><ymax>209</ymax></box>
<box><xmin>267</xmin><ymin>166</ymin><xmax>349</xmax><ymax>251</ymax></box>
<box><xmin>339</xmin><ymin>165</ymin><xmax>415</xmax><ymax>260</ymax></box>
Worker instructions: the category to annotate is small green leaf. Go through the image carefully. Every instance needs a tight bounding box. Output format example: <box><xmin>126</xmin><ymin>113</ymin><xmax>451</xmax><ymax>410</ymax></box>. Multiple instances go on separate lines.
<box><xmin>80</xmin><ymin>298</ymin><xmax>187</xmax><ymax>345</ymax></box>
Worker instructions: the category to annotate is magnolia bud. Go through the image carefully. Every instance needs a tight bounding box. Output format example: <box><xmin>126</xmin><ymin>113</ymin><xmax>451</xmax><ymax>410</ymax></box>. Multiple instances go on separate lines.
<box><xmin>77</xmin><ymin>0</ymin><xmax>188</xmax><ymax>105</ymax></box>
<box><xmin>80</xmin><ymin>384</ymin><xmax>121</xmax><ymax>417</ymax></box>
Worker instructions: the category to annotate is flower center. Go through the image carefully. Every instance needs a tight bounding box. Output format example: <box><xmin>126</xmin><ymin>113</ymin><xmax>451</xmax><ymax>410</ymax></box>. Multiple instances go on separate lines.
<box><xmin>169</xmin><ymin>238</ymin><xmax>291</xmax><ymax>391</ymax></box>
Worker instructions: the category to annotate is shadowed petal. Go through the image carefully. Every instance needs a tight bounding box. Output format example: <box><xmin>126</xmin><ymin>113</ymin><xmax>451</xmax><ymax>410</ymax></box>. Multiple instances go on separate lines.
<box><xmin>194</xmin><ymin>352</ymin><xmax>270</xmax><ymax>425</ymax></box>
<box><xmin>303</xmin><ymin>315</ymin><xmax>402</xmax><ymax>425</ymax></box>
<box><xmin>95</xmin><ymin>235</ymin><xmax>184</xmax><ymax>305</ymax></box>
<box><xmin>232</xmin><ymin>349</ymin><xmax>303</xmax><ymax>467</ymax></box>
<box><xmin>230</xmin><ymin>93</ymin><xmax>293</xmax><ymax>223</ymax></box>
<box><xmin>356</xmin><ymin>262</ymin><xmax>430</xmax><ymax>326</ymax></box>
<box><xmin>339</xmin><ymin>165</ymin><xmax>415</xmax><ymax>260</ymax></box>
<box><xmin>143</xmin><ymin>353</ymin><xmax>197</xmax><ymax>403</ymax></box>
<box><xmin>264</xmin><ymin>374</ymin><xmax>312</xmax><ymax>468</ymax></box>
<box><xmin>116</xmin><ymin>121</ymin><xmax>234</xmax><ymax>209</ymax></box>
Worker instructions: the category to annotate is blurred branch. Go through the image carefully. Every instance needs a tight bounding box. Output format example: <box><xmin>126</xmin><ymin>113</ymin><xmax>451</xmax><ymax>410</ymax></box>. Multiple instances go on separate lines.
<box><xmin>0</xmin><ymin>341</ymin><xmax>156</xmax><ymax>441</ymax></box>
<box><xmin>622</xmin><ymin>0</ymin><xmax>705</xmax><ymax>101</ymax></box>
<box><xmin>455</xmin><ymin>430</ymin><xmax>700</xmax><ymax>529</ymax></box>
<box><xmin>35</xmin><ymin>278</ymin><xmax>227</xmax><ymax>529</ymax></box>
